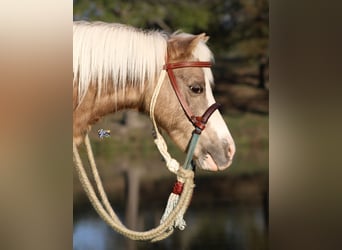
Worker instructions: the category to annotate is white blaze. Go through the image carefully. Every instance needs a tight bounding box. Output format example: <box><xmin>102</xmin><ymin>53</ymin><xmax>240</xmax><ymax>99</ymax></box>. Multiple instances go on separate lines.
<box><xmin>205</xmin><ymin>78</ymin><xmax>236</xmax><ymax>156</ymax></box>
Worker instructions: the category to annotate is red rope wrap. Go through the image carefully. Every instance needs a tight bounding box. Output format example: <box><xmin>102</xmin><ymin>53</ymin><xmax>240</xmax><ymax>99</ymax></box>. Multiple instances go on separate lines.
<box><xmin>172</xmin><ymin>181</ymin><xmax>184</xmax><ymax>195</ymax></box>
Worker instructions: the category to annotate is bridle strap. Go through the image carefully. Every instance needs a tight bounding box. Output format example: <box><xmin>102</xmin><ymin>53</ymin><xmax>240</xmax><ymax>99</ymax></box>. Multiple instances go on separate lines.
<box><xmin>164</xmin><ymin>64</ymin><xmax>195</xmax><ymax>123</ymax></box>
<box><xmin>163</xmin><ymin>61</ymin><xmax>219</xmax><ymax>132</ymax></box>
<box><xmin>164</xmin><ymin>61</ymin><xmax>212</xmax><ymax>70</ymax></box>
<box><xmin>192</xmin><ymin>102</ymin><xmax>221</xmax><ymax>134</ymax></box>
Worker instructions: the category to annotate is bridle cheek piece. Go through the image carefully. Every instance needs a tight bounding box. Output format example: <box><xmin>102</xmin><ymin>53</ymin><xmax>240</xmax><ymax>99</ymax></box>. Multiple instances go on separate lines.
<box><xmin>163</xmin><ymin>61</ymin><xmax>221</xmax><ymax>134</ymax></box>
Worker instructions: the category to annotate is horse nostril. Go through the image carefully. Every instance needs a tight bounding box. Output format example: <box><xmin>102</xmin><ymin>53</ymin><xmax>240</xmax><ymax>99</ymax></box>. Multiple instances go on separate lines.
<box><xmin>228</xmin><ymin>143</ymin><xmax>236</xmax><ymax>159</ymax></box>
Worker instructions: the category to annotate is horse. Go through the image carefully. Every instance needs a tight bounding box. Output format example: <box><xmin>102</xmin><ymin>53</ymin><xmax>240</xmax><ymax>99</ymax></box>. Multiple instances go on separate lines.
<box><xmin>73</xmin><ymin>21</ymin><xmax>235</xmax><ymax>171</ymax></box>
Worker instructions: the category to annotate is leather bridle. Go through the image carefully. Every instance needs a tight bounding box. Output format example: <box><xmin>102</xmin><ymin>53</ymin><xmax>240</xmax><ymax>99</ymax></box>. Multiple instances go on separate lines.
<box><xmin>163</xmin><ymin>61</ymin><xmax>221</xmax><ymax>134</ymax></box>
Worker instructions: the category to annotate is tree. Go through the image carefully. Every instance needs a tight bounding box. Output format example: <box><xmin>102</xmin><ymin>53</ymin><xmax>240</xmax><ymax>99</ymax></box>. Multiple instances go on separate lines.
<box><xmin>74</xmin><ymin>0</ymin><xmax>268</xmax><ymax>60</ymax></box>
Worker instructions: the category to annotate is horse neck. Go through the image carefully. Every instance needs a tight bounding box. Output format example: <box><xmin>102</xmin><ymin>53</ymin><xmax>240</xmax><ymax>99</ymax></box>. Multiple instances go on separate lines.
<box><xmin>92</xmin><ymin>84</ymin><xmax>146</xmax><ymax>117</ymax></box>
<box><xmin>73</xmin><ymin>82</ymin><xmax>147</xmax><ymax>145</ymax></box>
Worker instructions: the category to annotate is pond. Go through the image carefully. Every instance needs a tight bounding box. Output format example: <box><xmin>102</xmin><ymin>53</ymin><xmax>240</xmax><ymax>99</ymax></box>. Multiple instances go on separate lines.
<box><xmin>73</xmin><ymin>178</ymin><xmax>268</xmax><ymax>250</ymax></box>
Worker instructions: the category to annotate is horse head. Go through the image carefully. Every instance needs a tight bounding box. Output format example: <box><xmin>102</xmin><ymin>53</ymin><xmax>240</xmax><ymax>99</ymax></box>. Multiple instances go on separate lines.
<box><xmin>73</xmin><ymin>22</ymin><xmax>235</xmax><ymax>170</ymax></box>
<box><xmin>146</xmin><ymin>33</ymin><xmax>236</xmax><ymax>171</ymax></box>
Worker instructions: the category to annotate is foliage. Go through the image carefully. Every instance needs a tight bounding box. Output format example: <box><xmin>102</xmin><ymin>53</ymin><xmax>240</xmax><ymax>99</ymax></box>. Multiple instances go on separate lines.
<box><xmin>73</xmin><ymin>0</ymin><xmax>268</xmax><ymax>60</ymax></box>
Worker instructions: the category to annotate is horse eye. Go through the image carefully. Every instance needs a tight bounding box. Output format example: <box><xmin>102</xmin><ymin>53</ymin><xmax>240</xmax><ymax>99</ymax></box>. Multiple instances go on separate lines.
<box><xmin>189</xmin><ymin>84</ymin><xmax>204</xmax><ymax>94</ymax></box>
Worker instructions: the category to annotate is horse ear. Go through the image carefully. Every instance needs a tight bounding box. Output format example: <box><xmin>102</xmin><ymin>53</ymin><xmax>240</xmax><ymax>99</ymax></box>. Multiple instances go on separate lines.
<box><xmin>168</xmin><ymin>33</ymin><xmax>209</xmax><ymax>60</ymax></box>
<box><xmin>188</xmin><ymin>33</ymin><xmax>210</xmax><ymax>50</ymax></box>
<box><xmin>202</xmin><ymin>34</ymin><xmax>210</xmax><ymax>43</ymax></box>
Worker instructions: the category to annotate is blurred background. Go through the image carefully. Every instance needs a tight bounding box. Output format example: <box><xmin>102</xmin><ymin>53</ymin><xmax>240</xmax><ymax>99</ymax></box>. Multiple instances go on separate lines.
<box><xmin>73</xmin><ymin>0</ymin><xmax>268</xmax><ymax>249</ymax></box>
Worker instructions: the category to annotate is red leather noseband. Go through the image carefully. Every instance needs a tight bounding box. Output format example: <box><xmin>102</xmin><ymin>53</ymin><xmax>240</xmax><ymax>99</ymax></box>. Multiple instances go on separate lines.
<box><xmin>163</xmin><ymin>61</ymin><xmax>220</xmax><ymax>134</ymax></box>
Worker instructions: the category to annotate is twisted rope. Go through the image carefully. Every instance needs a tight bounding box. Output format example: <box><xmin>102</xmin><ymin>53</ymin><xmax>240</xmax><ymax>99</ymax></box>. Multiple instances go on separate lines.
<box><xmin>149</xmin><ymin>70</ymin><xmax>180</xmax><ymax>174</ymax></box>
<box><xmin>73</xmin><ymin>137</ymin><xmax>194</xmax><ymax>241</ymax></box>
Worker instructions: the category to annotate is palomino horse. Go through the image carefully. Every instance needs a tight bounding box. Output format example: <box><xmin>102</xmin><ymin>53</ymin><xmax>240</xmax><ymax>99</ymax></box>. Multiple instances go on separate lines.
<box><xmin>73</xmin><ymin>21</ymin><xmax>235</xmax><ymax>171</ymax></box>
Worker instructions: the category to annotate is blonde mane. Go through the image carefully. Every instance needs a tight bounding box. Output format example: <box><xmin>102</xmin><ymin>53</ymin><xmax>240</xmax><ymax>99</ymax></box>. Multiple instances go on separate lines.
<box><xmin>73</xmin><ymin>21</ymin><xmax>214</xmax><ymax>105</ymax></box>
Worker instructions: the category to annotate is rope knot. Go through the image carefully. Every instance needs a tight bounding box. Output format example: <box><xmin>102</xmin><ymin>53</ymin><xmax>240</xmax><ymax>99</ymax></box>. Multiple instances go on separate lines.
<box><xmin>177</xmin><ymin>168</ymin><xmax>194</xmax><ymax>181</ymax></box>
<box><xmin>167</xmin><ymin>159</ymin><xmax>180</xmax><ymax>173</ymax></box>
<box><xmin>153</xmin><ymin>137</ymin><xmax>180</xmax><ymax>174</ymax></box>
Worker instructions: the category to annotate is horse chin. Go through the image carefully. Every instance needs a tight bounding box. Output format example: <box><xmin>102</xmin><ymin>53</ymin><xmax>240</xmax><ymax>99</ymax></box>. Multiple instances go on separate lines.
<box><xmin>195</xmin><ymin>153</ymin><xmax>233</xmax><ymax>171</ymax></box>
<box><xmin>194</xmin><ymin>154</ymin><xmax>219</xmax><ymax>171</ymax></box>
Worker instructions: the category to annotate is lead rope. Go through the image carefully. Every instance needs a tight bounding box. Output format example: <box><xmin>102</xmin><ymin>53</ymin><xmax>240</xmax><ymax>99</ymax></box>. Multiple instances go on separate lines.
<box><xmin>73</xmin><ymin>137</ymin><xmax>195</xmax><ymax>241</ymax></box>
<box><xmin>73</xmin><ymin>69</ymin><xmax>196</xmax><ymax>242</ymax></box>
<box><xmin>149</xmin><ymin>69</ymin><xmax>193</xmax><ymax>232</ymax></box>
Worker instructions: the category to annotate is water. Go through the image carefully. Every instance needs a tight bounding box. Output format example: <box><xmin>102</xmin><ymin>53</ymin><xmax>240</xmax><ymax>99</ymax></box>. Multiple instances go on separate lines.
<box><xmin>73</xmin><ymin>200</ymin><xmax>267</xmax><ymax>250</ymax></box>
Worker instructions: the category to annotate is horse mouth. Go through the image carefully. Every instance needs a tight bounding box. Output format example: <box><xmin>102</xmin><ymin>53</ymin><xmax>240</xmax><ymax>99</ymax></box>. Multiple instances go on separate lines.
<box><xmin>195</xmin><ymin>153</ymin><xmax>233</xmax><ymax>171</ymax></box>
